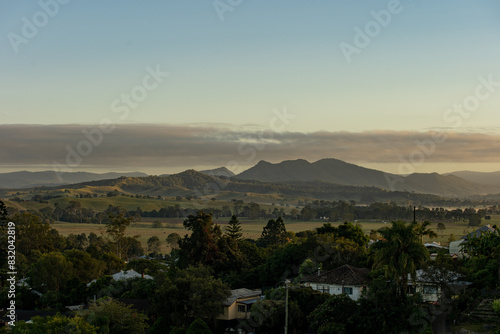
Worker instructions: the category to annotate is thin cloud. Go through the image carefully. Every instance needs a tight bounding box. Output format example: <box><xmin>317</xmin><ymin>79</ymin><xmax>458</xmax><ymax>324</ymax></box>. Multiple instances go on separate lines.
<box><xmin>0</xmin><ymin>124</ymin><xmax>499</xmax><ymax>172</ymax></box>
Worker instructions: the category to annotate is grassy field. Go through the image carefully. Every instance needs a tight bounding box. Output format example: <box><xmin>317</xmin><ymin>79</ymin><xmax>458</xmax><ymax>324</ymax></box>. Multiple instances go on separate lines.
<box><xmin>50</xmin><ymin>216</ymin><xmax>498</xmax><ymax>254</ymax></box>
<box><xmin>51</xmin><ymin>218</ymin><xmax>328</xmax><ymax>254</ymax></box>
<box><xmin>3</xmin><ymin>191</ymin><xmax>290</xmax><ymax>214</ymax></box>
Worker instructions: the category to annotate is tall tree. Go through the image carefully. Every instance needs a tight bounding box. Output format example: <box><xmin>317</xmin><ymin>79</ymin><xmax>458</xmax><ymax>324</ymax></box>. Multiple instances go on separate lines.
<box><xmin>105</xmin><ymin>214</ymin><xmax>132</xmax><ymax>259</ymax></box>
<box><xmin>147</xmin><ymin>236</ymin><xmax>162</xmax><ymax>255</ymax></box>
<box><xmin>178</xmin><ymin>211</ymin><xmax>222</xmax><ymax>267</ymax></box>
<box><xmin>225</xmin><ymin>215</ymin><xmax>243</xmax><ymax>241</ymax></box>
<box><xmin>258</xmin><ymin>217</ymin><xmax>288</xmax><ymax>248</ymax></box>
<box><xmin>372</xmin><ymin>220</ymin><xmax>429</xmax><ymax>297</ymax></box>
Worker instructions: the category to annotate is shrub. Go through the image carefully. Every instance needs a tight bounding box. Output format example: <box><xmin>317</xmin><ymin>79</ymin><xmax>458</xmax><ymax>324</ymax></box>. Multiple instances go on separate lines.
<box><xmin>186</xmin><ymin>318</ymin><xmax>213</xmax><ymax>334</ymax></box>
<box><xmin>492</xmin><ymin>299</ymin><xmax>500</xmax><ymax>314</ymax></box>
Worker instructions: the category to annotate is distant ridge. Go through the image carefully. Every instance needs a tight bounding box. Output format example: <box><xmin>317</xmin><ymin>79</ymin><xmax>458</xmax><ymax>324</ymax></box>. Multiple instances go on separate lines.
<box><xmin>448</xmin><ymin>170</ymin><xmax>500</xmax><ymax>186</ymax></box>
<box><xmin>235</xmin><ymin>158</ymin><xmax>500</xmax><ymax>197</ymax></box>
<box><xmin>200</xmin><ymin>167</ymin><xmax>235</xmax><ymax>177</ymax></box>
<box><xmin>0</xmin><ymin>171</ymin><xmax>148</xmax><ymax>189</ymax></box>
<box><xmin>29</xmin><ymin>169</ymin><xmax>450</xmax><ymax>204</ymax></box>
<box><xmin>235</xmin><ymin>158</ymin><xmax>390</xmax><ymax>188</ymax></box>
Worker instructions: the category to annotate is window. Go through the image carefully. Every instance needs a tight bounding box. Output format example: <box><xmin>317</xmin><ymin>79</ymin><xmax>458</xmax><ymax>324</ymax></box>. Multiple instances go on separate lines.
<box><xmin>342</xmin><ymin>287</ymin><xmax>353</xmax><ymax>295</ymax></box>
<box><xmin>318</xmin><ymin>285</ymin><xmax>329</xmax><ymax>293</ymax></box>
<box><xmin>237</xmin><ymin>305</ymin><xmax>246</xmax><ymax>313</ymax></box>
<box><xmin>423</xmin><ymin>285</ymin><xmax>438</xmax><ymax>294</ymax></box>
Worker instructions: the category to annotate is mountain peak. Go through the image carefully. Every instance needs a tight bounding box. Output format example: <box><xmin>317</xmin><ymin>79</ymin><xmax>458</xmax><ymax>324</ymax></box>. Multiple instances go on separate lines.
<box><xmin>200</xmin><ymin>167</ymin><xmax>235</xmax><ymax>177</ymax></box>
<box><xmin>234</xmin><ymin>158</ymin><xmax>500</xmax><ymax>197</ymax></box>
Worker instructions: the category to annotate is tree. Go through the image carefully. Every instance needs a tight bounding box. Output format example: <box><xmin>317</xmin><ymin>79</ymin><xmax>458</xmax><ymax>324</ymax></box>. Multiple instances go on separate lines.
<box><xmin>372</xmin><ymin>220</ymin><xmax>429</xmax><ymax>297</ymax></box>
<box><xmin>308</xmin><ymin>294</ymin><xmax>358</xmax><ymax>334</ymax></box>
<box><xmin>105</xmin><ymin>214</ymin><xmax>132</xmax><ymax>259</ymax></box>
<box><xmin>153</xmin><ymin>266</ymin><xmax>230</xmax><ymax>328</ymax></box>
<box><xmin>166</xmin><ymin>232</ymin><xmax>181</xmax><ymax>250</ymax></box>
<box><xmin>412</xmin><ymin>220</ymin><xmax>437</xmax><ymax>243</ymax></box>
<box><xmin>258</xmin><ymin>217</ymin><xmax>288</xmax><ymax>247</ymax></box>
<box><xmin>149</xmin><ymin>317</ymin><xmax>171</xmax><ymax>334</ymax></box>
<box><xmin>469</xmin><ymin>213</ymin><xmax>482</xmax><ymax>226</ymax></box>
<box><xmin>152</xmin><ymin>221</ymin><xmax>163</xmax><ymax>228</ymax></box>
<box><xmin>351</xmin><ymin>275</ymin><xmax>427</xmax><ymax>334</ymax></box>
<box><xmin>317</xmin><ymin>222</ymin><xmax>369</xmax><ymax>247</ymax></box>
<box><xmin>9</xmin><ymin>212</ymin><xmax>62</xmax><ymax>257</ymax></box>
<box><xmin>178</xmin><ymin>211</ymin><xmax>222</xmax><ymax>267</ymax></box>
<box><xmin>147</xmin><ymin>236</ymin><xmax>162</xmax><ymax>255</ymax></box>
<box><xmin>225</xmin><ymin>215</ymin><xmax>243</xmax><ymax>241</ymax></box>
<box><xmin>186</xmin><ymin>318</ymin><xmax>213</xmax><ymax>334</ymax></box>
<box><xmin>462</xmin><ymin>227</ymin><xmax>500</xmax><ymax>289</ymax></box>
<box><xmin>437</xmin><ymin>222</ymin><xmax>446</xmax><ymax>232</ymax></box>
<box><xmin>80</xmin><ymin>297</ymin><xmax>149</xmax><ymax>334</ymax></box>
<box><xmin>63</xmin><ymin>249</ymin><xmax>107</xmax><ymax>282</ymax></box>
<box><xmin>0</xmin><ymin>199</ymin><xmax>7</xmax><ymax>221</ymax></box>
<box><xmin>10</xmin><ymin>314</ymin><xmax>97</xmax><ymax>334</ymax></box>
<box><xmin>29</xmin><ymin>252</ymin><xmax>75</xmax><ymax>293</ymax></box>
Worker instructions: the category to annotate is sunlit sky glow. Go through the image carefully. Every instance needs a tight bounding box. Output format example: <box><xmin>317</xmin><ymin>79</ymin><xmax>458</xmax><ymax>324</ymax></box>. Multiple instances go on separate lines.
<box><xmin>1</xmin><ymin>1</ymin><xmax>500</xmax><ymax>174</ymax></box>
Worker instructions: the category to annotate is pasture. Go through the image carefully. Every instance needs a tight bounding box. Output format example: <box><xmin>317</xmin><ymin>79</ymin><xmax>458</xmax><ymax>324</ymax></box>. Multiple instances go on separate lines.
<box><xmin>50</xmin><ymin>216</ymin><xmax>498</xmax><ymax>254</ymax></box>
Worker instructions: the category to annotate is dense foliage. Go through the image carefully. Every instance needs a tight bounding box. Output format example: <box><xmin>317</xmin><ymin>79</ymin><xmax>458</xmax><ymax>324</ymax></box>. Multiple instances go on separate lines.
<box><xmin>1</xmin><ymin>198</ymin><xmax>499</xmax><ymax>333</ymax></box>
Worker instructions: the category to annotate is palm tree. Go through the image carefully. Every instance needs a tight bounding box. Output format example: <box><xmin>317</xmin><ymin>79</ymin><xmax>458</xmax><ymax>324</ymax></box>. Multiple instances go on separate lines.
<box><xmin>372</xmin><ymin>220</ymin><xmax>429</xmax><ymax>297</ymax></box>
<box><xmin>412</xmin><ymin>220</ymin><xmax>437</xmax><ymax>243</ymax></box>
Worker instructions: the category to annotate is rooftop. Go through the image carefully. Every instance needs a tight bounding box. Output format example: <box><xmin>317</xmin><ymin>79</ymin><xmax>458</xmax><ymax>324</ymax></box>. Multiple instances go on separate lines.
<box><xmin>302</xmin><ymin>264</ymin><xmax>371</xmax><ymax>286</ymax></box>
<box><xmin>224</xmin><ymin>288</ymin><xmax>262</xmax><ymax>306</ymax></box>
<box><xmin>461</xmin><ymin>225</ymin><xmax>497</xmax><ymax>240</ymax></box>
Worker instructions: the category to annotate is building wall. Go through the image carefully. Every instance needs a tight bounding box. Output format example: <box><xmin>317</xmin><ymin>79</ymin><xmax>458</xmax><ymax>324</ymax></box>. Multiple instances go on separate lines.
<box><xmin>416</xmin><ymin>284</ymin><xmax>440</xmax><ymax>302</ymax></box>
<box><xmin>218</xmin><ymin>297</ymin><xmax>257</xmax><ymax>321</ymax></box>
<box><xmin>449</xmin><ymin>239</ymin><xmax>465</xmax><ymax>257</ymax></box>
<box><xmin>306</xmin><ymin>282</ymin><xmax>363</xmax><ymax>301</ymax></box>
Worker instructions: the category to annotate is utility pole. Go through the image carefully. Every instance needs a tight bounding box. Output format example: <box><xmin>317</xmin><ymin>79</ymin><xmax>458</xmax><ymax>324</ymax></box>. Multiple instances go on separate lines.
<box><xmin>285</xmin><ymin>279</ymin><xmax>290</xmax><ymax>334</ymax></box>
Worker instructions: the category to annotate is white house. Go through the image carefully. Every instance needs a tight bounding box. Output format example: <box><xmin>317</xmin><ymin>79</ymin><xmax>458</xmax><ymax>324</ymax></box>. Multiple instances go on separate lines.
<box><xmin>111</xmin><ymin>269</ymin><xmax>153</xmax><ymax>281</ymax></box>
<box><xmin>87</xmin><ymin>269</ymin><xmax>153</xmax><ymax>287</ymax></box>
<box><xmin>302</xmin><ymin>264</ymin><xmax>371</xmax><ymax>301</ymax></box>
<box><xmin>408</xmin><ymin>269</ymin><xmax>471</xmax><ymax>303</ymax></box>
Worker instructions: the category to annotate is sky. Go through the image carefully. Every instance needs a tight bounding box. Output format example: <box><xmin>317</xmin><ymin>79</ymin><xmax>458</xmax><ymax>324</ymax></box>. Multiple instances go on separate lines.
<box><xmin>1</xmin><ymin>0</ymin><xmax>500</xmax><ymax>175</ymax></box>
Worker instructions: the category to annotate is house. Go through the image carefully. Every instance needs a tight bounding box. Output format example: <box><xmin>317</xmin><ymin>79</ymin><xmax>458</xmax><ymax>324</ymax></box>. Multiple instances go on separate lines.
<box><xmin>87</xmin><ymin>269</ymin><xmax>153</xmax><ymax>287</ymax></box>
<box><xmin>424</xmin><ymin>242</ymin><xmax>448</xmax><ymax>260</ymax></box>
<box><xmin>449</xmin><ymin>225</ymin><xmax>497</xmax><ymax>258</ymax></box>
<box><xmin>111</xmin><ymin>269</ymin><xmax>153</xmax><ymax>281</ymax></box>
<box><xmin>218</xmin><ymin>288</ymin><xmax>262</xmax><ymax>321</ymax></box>
<box><xmin>407</xmin><ymin>269</ymin><xmax>471</xmax><ymax>303</ymax></box>
<box><xmin>302</xmin><ymin>264</ymin><xmax>371</xmax><ymax>301</ymax></box>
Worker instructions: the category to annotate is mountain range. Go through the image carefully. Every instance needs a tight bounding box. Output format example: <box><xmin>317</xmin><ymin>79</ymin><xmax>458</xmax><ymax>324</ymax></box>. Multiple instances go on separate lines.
<box><xmin>0</xmin><ymin>159</ymin><xmax>499</xmax><ymax>198</ymax></box>
<box><xmin>234</xmin><ymin>159</ymin><xmax>500</xmax><ymax>197</ymax></box>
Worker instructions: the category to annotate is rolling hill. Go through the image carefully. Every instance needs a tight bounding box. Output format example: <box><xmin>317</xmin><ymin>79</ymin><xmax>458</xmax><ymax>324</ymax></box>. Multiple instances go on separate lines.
<box><xmin>0</xmin><ymin>171</ymin><xmax>148</xmax><ymax>189</ymax></box>
<box><xmin>13</xmin><ymin>169</ymin><xmax>447</xmax><ymax>205</ymax></box>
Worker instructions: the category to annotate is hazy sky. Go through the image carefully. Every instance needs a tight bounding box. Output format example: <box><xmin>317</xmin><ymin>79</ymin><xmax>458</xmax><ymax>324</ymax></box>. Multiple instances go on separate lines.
<box><xmin>1</xmin><ymin>1</ymin><xmax>500</xmax><ymax>174</ymax></box>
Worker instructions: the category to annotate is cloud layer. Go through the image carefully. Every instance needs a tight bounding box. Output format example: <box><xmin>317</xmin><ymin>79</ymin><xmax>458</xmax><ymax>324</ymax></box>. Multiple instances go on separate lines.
<box><xmin>1</xmin><ymin>124</ymin><xmax>499</xmax><ymax>173</ymax></box>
